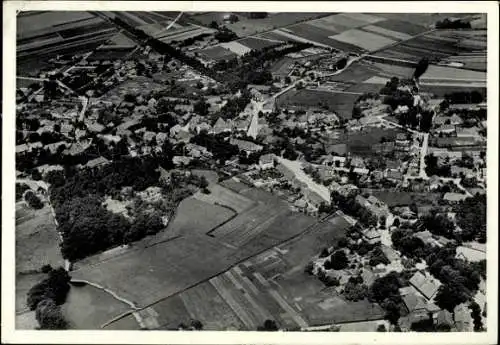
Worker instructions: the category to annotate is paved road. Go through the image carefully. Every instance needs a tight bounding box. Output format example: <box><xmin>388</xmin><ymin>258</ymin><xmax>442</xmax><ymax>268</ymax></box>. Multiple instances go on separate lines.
<box><xmin>419</xmin><ymin>133</ymin><xmax>429</xmax><ymax>178</ymax></box>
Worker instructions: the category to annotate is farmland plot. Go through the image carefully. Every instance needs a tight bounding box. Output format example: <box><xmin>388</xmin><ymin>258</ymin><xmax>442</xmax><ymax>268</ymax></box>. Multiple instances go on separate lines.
<box><xmin>198</xmin><ymin>46</ymin><xmax>237</xmax><ymax>61</ymax></box>
<box><xmin>17</xmin><ymin>11</ymin><xmax>95</xmax><ymax>38</ymax></box>
<box><xmin>374</xmin><ymin>19</ymin><xmax>428</xmax><ymax>36</ymax></box>
<box><xmin>329</xmin><ymin>29</ymin><xmax>396</xmax><ymax>52</ymax></box>
<box><xmin>238</xmin><ymin>36</ymin><xmax>283</xmax><ymax>50</ymax></box>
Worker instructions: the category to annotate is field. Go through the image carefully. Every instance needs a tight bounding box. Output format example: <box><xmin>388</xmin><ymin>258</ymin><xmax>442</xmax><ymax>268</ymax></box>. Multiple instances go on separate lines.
<box><xmin>70</xmin><ymin>184</ymin><xmax>317</xmax><ymax>314</ymax></box>
<box><xmin>189</xmin><ymin>12</ymin><xmax>329</xmax><ymax>38</ymax></box>
<box><xmin>375</xmin><ymin>29</ymin><xmax>487</xmax><ymax>65</ymax></box>
<box><xmin>238</xmin><ymin>36</ymin><xmax>283</xmax><ymax>50</ymax></box>
<box><xmin>16</xmin><ymin>201</ymin><xmax>65</xmax><ymax>321</ymax></box>
<box><xmin>193</xmin><ymin>183</ymin><xmax>255</xmax><ymax>213</ymax></box>
<box><xmin>329</xmin><ymin>29</ymin><xmax>396</xmax><ymax>52</ymax></box>
<box><xmin>197</xmin><ymin>45</ymin><xmax>237</xmax><ymax>61</ymax></box>
<box><xmin>17</xmin><ymin>11</ymin><xmax>119</xmax><ymax>75</ymax></box>
<box><xmin>62</xmin><ymin>284</ymin><xmax>133</xmax><ymax>329</ymax></box>
<box><xmin>142</xmin><ymin>215</ymin><xmax>385</xmax><ymax>330</ymax></box>
<box><xmin>155</xmin><ymin>196</ymin><xmax>236</xmax><ymax>240</ymax></box>
<box><xmin>344</xmin><ymin>127</ymin><xmax>406</xmax><ymax>156</ymax></box>
<box><xmin>276</xmin><ymin>88</ymin><xmax>360</xmax><ymax>119</ymax></box>
<box><xmin>220</xmin><ymin>41</ymin><xmax>253</xmax><ymax>56</ymax></box>
<box><xmin>16</xmin><ymin>203</ymin><xmax>64</xmax><ymax>274</ymax></box>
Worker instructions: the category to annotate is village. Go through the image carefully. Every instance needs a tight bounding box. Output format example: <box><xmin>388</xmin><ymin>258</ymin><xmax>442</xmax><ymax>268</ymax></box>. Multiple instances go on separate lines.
<box><xmin>15</xmin><ymin>11</ymin><xmax>487</xmax><ymax>333</ymax></box>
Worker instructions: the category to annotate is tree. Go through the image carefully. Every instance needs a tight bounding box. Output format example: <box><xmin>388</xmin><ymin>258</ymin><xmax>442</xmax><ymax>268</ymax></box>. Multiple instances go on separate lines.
<box><xmin>194</xmin><ymin>99</ymin><xmax>209</xmax><ymax>116</ymax></box>
<box><xmin>435</xmin><ymin>284</ymin><xmax>469</xmax><ymax>312</ymax></box>
<box><xmin>258</xmin><ymin>319</ymin><xmax>278</xmax><ymax>331</ymax></box>
<box><xmin>469</xmin><ymin>301</ymin><xmax>484</xmax><ymax>331</ymax></box>
<box><xmin>27</xmin><ymin>267</ymin><xmax>71</xmax><ymax>310</ymax></box>
<box><xmin>190</xmin><ymin>319</ymin><xmax>204</xmax><ymax>330</ymax></box>
<box><xmin>377</xmin><ymin>324</ymin><xmax>387</xmax><ymax>332</ymax></box>
<box><xmin>209</xmin><ymin>20</ymin><xmax>219</xmax><ymax>29</ymax></box>
<box><xmin>25</xmin><ymin>190</ymin><xmax>44</xmax><ymax>209</ymax></box>
<box><xmin>35</xmin><ymin>299</ymin><xmax>68</xmax><ymax>329</ymax></box>
<box><xmin>330</xmin><ymin>250</ymin><xmax>349</xmax><ymax>270</ymax></box>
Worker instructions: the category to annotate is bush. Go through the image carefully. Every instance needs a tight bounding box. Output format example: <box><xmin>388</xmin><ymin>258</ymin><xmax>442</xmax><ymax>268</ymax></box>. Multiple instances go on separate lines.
<box><xmin>25</xmin><ymin>190</ymin><xmax>44</xmax><ymax>209</ymax></box>
<box><xmin>16</xmin><ymin>183</ymin><xmax>30</xmax><ymax>201</ymax></box>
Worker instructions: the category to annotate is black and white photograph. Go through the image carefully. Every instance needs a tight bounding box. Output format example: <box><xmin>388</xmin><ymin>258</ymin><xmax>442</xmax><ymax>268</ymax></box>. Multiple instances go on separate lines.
<box><xmin>2</xmin><ymin>1</ymin><xmax>498</xmax><ymax>344</ymax></box>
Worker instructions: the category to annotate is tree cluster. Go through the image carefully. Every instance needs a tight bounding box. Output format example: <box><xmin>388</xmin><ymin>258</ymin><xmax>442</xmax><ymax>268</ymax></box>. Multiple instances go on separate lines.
<box><xmin>454</xmin><ymin>194</ymin><xmax>486</xmax><ymax>242</ymax></box>
<box><xmin>27</xmin><ymin>267</ymin><xmax>71</xmax><ymax>329</ymax></box>
<box><xmin>436</xmin><ymin>18</ymin><xmax>472</xmax><ymax>29</ymax></box>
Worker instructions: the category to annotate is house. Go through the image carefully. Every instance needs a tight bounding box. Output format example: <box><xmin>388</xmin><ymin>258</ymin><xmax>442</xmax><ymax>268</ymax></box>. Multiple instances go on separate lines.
<box><xmin>259</xmin><ymin>153</ymin><xmax>275</xmax><ymax>170</ymax></box>
<box><xmin>87</xmin><ymin>122</ymin><xmax>105</xmax><ymax>133</ymax></box>
<box><xmin>456</xmin><ymin>126</ymin><xmax>481</xmax><ymax>138</ymax></box>
<box><xmin>173</xmin><ymin>156</ymin><xmax>193</xmax><ymax>166</ymax></box>
<box><xmin>211</xmin><ymin>117</ymin><xmax>232</xmax><ymax>134</ymax></box>
<box><xmin>385</xmin><ymin>169</ymin><xmax>403</xmax><ymax>181</ymax></box>
<box><xmin>143</xmin><ymin>131</ymin><xmax>156</xmax><ymax>143</ymax></box>
<box><xmin>36</xmin><ymin>164</ymin><xmax>64</xmax><ymax>179</ymax></box>
<box><xmin>409</xmin><ymin>271</ymin><xmax>441</xmax><ymax>300</ymax></box>
<box><xmin>454</xmin><ymin>303</ymin><xmax>473</xmax><ymax>331</ymax></box>
<box><xmin>402</xmin><ymin>292</ymin><xmax>428</xmax><ymax>315</ymax></box>
<box><xmin>336</xmin><ymin>184</ymin><xmax>358</xmax><ymax>197</ymax></box>
<box><xmin>451</xmin><ymin>166</ymin><xmax>474</xmax><ymax>178</ymax></box>
<box><xmin>349</xmin><ymin>156</ymin><xmax>365</xmax><ymax>168</ymax></box>
<box><xmin>85</xmin><ymin>156</ymin><xmax>110</xmax><ymax>169</ymax></box>
<box><xmin>362</xmin><ymin>228</ymin><xmax>381</xmax><ymax>244</ymax></box>
<box><xmin>44</xmin><ymin>141</ymin><xmax>68</xmax><ymax>155</ymax></box>
<box><xmin>434</xmin><ymin>310</ymin><xmax>454</xmax><ymax>328</ymax></box>
<box><xmin>449</xmin><ymin>114</ymin><xmax>464</xmax><ymax>126</ymax></box>
<box><xmin>395</xmin><ymin>133</ymin><xmax>411</xmax><ymax>146</ymax></box>
<box><xmin>75</xmin><ymin>129</ymin><xmax>87</xmax><ymax>140</ymax></box>
<box><xmin>185</xmin><ymin>143</ymin><xmax>211</xmax><ymax>158</ymax></box>
<box><xmin>355</xmin><ymin>194</ymin><xmax>390</xmax><ymax>221</ymax></box>
<box><xmin>156</xmin><ymin>132</ymin><xmax>168</xmax><ymax>145</ymax></box>
<box><xmin>433</xmin><ymin>124</ymin><xmax>456</xmax><ymax>135</ymax></box>
<box><xmin>443</xmin><ymin>192</ymin><xmax>468</xmax><ymax>203</ymax></box>
<box><xmin>230</xmin><ymin>138</ymin><xmax>263</xmax><ymax>154</ymax></box>
<box><xmin>63</xmin><ymin>140</ymin><xmax>92</xmax><ymax>156</ymax></box>
<box><xmin>353</xmin><ymin>167</ymin><xmax>369</xmax><ymax>175</ymax></box>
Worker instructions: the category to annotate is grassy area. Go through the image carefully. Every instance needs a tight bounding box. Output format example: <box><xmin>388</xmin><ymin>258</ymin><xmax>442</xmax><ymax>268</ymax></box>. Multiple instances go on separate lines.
<box><xmin>62</xmin><ymin>284</ymin><xmax>132</xmax><ymax>329</ymax></box>
<box><xmin>158</xmin><ymin>196</ymin><xmax>236</xmax><ymax>240</ymax></box>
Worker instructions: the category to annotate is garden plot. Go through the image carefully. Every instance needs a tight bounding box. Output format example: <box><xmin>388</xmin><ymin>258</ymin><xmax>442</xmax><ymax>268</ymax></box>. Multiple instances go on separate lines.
<box><xmin>329</xmin><ymin>29</ymin><xmax>396</xmax><ymax>52</ymax></box>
